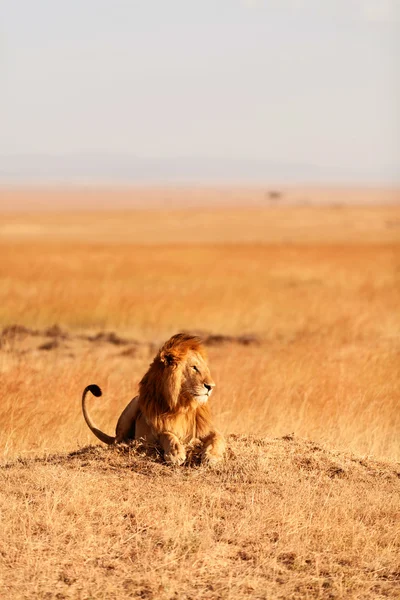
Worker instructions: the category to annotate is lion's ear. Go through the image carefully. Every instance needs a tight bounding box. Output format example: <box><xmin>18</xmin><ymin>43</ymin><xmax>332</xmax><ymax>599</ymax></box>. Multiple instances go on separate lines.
<box><xmin>160</xmin><ymin>351</ymin><xmax>176</xmax><ymax>366</ymax></box>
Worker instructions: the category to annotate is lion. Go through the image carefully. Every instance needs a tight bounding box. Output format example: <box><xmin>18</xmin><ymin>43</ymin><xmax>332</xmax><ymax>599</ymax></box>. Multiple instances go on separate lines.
<box><xmin>82</xmin><ymin>333</ymin><xmax>226</xmax><ymax>465</ymax></box>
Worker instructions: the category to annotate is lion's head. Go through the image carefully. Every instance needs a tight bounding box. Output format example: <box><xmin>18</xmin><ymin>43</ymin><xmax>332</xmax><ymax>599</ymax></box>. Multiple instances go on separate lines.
<box><xmin>139</xmin><ymin>333</ymin><xmax>215</xmax><ymax>412</ymax></box>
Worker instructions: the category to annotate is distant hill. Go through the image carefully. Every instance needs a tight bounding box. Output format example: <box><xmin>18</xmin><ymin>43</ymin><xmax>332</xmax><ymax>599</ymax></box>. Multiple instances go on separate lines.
<box><xmin>1</xmin><ymin>153</ymin><xmax>399</xmax><ymax>185</ymax></box>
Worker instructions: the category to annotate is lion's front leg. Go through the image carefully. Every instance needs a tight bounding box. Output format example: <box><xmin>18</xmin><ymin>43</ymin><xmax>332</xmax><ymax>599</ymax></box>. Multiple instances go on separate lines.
<box><xmin>201</xmin><ymin>431</ymin><xmax>226</xmax><ymax>465</ymax></box>
<box><xmin>159</xmin><ymin>432</ymin><xmax>186</xmax><ymax>466</ymax></box>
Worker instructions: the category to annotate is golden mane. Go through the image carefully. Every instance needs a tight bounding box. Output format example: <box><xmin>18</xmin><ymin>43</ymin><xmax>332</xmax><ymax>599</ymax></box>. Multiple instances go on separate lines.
<box><xmin>139</xmin><ymin>333</ymin><xmax>207</xmax><ymax>418</ymax></box>
<box><xmin>159</xmin><ymin>332</ymin><xmax>207</xmax><ymax>363</ymax></box>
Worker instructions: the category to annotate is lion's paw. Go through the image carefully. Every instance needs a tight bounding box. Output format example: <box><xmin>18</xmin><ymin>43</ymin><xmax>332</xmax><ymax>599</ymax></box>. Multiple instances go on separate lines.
<box><xmin>164</xmin><ymin>443</ymin><xmax>186</xmax><ymax>466</ymax></box>
<box><xmin>202</xmin><ymin>446</ymin><xmax>224</xmax><ymax>466</ymax></box>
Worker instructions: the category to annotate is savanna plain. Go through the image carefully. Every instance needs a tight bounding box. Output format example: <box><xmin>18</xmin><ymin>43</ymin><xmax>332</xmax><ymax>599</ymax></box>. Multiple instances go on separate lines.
<box><xmin>0</xmin><ymin>187</ymin><xmax>399</xmax><ymax>599</ymax></box>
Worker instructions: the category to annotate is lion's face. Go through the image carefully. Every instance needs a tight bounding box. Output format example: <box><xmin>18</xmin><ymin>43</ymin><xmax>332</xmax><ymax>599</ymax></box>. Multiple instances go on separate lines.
<box><xmin>180</xmin><ymin>350</ymin><xmax>215</xmax><ymax>405</ymax></box>
<box><xmin>153</xmin><ymin>333</ymin><xmax>216</xmax><ymax>409</ymax></box>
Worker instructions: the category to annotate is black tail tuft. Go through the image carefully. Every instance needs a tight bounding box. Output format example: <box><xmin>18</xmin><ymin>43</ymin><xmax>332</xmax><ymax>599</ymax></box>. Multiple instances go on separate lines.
<box><xmin>87</xmin><ymin>384</ymin><xmax>102</xmax><ymax>397</ymax></box>
<box><xmin>82</xmin><ymin>384</ymin><xmax>114</xmax><ymax>445</ymax></box>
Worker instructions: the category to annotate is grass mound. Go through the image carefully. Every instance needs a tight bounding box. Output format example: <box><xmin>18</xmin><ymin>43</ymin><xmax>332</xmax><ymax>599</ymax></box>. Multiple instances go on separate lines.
<box><xmin>1</xmin><ymin>435</ymin><xmax>399</xmax><ymax>599</ymax></box>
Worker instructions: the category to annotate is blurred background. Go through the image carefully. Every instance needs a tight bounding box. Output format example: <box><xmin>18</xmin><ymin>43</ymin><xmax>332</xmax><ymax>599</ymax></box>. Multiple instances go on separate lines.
<box><xmin>0</xmin><ymin>1</ymin><xmax>399</xmax><ymax>461</ymax></box>
<box><xmin>1</xmin><ymin>0</ymin><xmax>399</xmax><ymax>189</ymax></box>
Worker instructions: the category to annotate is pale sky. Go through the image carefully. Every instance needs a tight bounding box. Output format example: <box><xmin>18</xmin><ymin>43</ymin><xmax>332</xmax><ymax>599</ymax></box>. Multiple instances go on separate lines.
<box><xmin>1</xmin><ymin>0</ymin><xmax>399</xmax><ymax>183</ymax></box>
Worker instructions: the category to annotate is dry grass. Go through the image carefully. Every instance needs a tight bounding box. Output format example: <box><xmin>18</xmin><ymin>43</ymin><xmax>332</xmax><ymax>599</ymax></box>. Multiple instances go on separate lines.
<box><xmin>1</xmin><ymin>437</ymin><xmax>399</xmax><ymax>599</ymax></box>
<box><xmin>0</xmin><ymin>192</ymin><xmax>399</xmax><ymax>598</ymax></box>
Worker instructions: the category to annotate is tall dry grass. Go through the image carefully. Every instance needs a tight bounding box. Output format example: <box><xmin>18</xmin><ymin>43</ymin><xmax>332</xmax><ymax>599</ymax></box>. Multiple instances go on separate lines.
<box><xmin>1</xmin><ymin>332</ymin><xmax>399</xmax><ymax>461</ymax></box>
<box><xmin>0</xmin><ymin>203</ymin><xmax>399</xmax><ymax>459</ymax></box>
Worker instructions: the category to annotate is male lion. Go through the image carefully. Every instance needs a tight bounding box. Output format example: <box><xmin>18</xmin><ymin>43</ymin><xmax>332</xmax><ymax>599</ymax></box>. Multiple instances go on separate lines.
<box><xmin>82</xmin><ymin>333</ymin><xmax>226</xmax><ymax>465</ymax></box>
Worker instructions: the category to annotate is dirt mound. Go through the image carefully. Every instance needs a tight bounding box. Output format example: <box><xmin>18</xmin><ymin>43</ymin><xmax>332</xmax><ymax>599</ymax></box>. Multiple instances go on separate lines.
<box><xmin>185</xmin><ymin>330</ymin><xmax>262</xmax><ymax>346</ymax></box>
<box><xmin>2</xmin><ymin>435</ymin><xmax>399</xmax><ymax>599</ymax></box>
<box><xmin>1</xmin><ymin>324</ymin><xmax>39</xmax><ymax>339</ymax></box>
<box><xmin>203</xmin><ymin>333</ymin><xmax>261</xmax><ymax>346</ymax></box>
<box><xmin>85</xmin><ymin>331</ymin><xmax>132</xmax><ymax>345</ymax></box>
<box><xmin>0</xmin><ymin>324</ymin><xmax>262</xmax><ymax>356</ymax></box>
<box><xmin>4</xmin><ymin>435</ymin><xmax>399</xmax><ymax>485</ymax></box>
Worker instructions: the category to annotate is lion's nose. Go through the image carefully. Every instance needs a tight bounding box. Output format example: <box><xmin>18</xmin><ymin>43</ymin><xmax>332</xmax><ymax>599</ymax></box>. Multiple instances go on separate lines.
<box><xmin>204</xmin><ymin>383</ymin><xmax>214</xmax><ymax>392</ymax></box>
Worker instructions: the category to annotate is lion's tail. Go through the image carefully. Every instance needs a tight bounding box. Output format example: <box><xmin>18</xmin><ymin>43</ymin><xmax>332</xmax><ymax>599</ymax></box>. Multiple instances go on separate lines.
<box><xmin>81</xmin><ymin>384</ymin><xmax>115</xmax><ymax>445</ymax></box>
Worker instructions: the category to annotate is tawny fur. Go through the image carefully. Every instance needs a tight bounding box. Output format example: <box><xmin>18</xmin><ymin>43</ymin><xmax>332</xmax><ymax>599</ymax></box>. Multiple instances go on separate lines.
<box><xmin>82</xmin><ymin>333</ymin><xmax>226</xmax><ymax>465</ymax></box>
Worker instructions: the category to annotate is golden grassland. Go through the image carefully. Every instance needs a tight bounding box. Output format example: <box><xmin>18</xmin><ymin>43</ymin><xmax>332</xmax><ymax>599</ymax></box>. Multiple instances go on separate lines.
<box><xmin>0</xmin><ymin>191</ymin><xmax>399</xmax><ymax>598</ymax></box>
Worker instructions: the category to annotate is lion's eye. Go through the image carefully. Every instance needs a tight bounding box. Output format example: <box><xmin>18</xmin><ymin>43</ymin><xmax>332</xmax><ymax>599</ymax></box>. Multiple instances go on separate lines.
<box><xmin>192</xmin><ymin>366</ymin><xmax>199</xmax><ymax>373</ymax></box>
